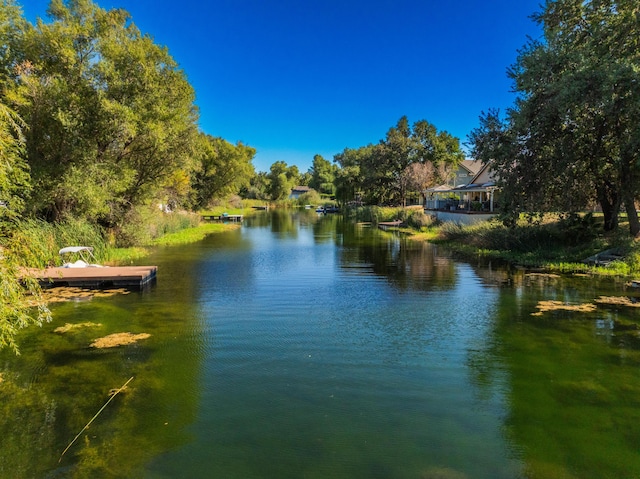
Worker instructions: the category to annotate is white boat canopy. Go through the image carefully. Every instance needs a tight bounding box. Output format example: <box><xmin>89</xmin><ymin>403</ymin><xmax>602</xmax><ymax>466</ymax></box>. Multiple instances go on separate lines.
<box><xmin>59</xmin><ymin>246</ymin><xmax>93</xmax><ymax>255</ymax></box>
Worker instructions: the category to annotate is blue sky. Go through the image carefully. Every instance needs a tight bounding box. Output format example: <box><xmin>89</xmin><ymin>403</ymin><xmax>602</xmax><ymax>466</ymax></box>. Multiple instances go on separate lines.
<box><xmin>21</xmin><ymin>0</ymin><xmax>542</xmax><ymax>172</ymax></box>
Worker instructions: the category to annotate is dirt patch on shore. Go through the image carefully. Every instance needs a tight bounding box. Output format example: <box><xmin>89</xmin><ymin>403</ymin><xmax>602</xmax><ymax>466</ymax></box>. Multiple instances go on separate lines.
<box><xmin>90</xmin><ymin>332</ymin><xmax>151</xmax><ymax>349</ymax></box>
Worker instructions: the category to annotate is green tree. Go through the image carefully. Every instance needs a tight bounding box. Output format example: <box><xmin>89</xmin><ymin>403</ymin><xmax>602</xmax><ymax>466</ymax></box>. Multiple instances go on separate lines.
<box><xmin>471</xmin><ymin>0</ymin><xmax>640</xmax><ymax>234</ymax></box>
<box><xmin>0</xmin><ymin>100</ymin><xmax>50</xmax><ymax>354</ymax></box>
<box><xmin>309</xmin><ymin>154</ymin><xmax>336</xmax><ymax>196</ymax></box>
<box><xmin>243</xmin><ymin>171</ymin><xmax>270</xmax><ymax>200</ymax></box>
<box><xmin>266</xmin><ymin>161</ymin><xmax>297</xmax><ymax>201</ymax></box>
<box><xmin>11</xmin><ymin>0</ymin><xmax>198</xmax><ymax>230</ymax></box>
<box><xmin>335</xmin><ymin>117</ymin><xmax>463</xmax><ymax>205</ymax></box>
<box><xmin>334</xmin><ymin>146</ymin><xmax>368</xmax><ymax>205</ymax></box>
<box><xmin>190</xmin><ymin>134</ymin><xmax>255</xmax><ymax>209</ymax></box>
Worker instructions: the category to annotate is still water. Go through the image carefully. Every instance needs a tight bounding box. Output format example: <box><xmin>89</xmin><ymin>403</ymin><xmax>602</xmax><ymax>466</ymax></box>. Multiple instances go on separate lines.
<box><xmin>2</xmin><ymin>210</ymin><xmax>640</xmax><ymax>478</ymax></box>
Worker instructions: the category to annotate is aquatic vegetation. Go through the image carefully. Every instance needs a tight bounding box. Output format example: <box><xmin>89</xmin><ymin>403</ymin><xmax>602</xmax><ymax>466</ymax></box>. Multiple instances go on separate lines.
<box><xmin>90</xmin><ymin>332</ymin><xmax>151</xmax><ymax>349</ymax></box>
<box><xmin>149</xmin><ymin>223</ymin><xmax>239</xmax><ymax>246</ymax></box>
<box><xmin>420</xmin><ymin>466</ymin><xmax>469</xmax><ymax>479</ymax></box>
<box><xmin>42</xmin><ymin>287</ymin><xmax>130</xmax><ymax>303</ymax></box>
<box><xmin>53</xmin><ymin>322</ymin><xmax>102</xmax><ymax>334</ymax></box>
<box><xmin>594</xmin><ymin>296</ymin><xmax>640</xmax><ymax>308</ymax></box>
<box><xmin>531</xmin><ymin>300</ymin><xmax>597</xmax><ymax>316</ymax></box>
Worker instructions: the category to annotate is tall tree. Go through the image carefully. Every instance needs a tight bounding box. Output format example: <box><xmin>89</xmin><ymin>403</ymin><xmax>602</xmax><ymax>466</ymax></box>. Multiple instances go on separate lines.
<box><xmin>0</xmin><ymin>99</ymin><xmax>51</xmax><ymax>354</ymax></box>
<box><xmin>11</xmin><ymin>0</ymin><xmax>198</xmax><ymax>228</ymax></box>
<box><xmin>266</xmin><ymin>161</ymin><xmax>298</xmax><ymax>201</ymax></box>
<box><xmin>309</xmin><ymin>154</ymin><xmax>336</xmax><ymax>196</ymax></box>
<box><xmin>190</xmin><ymin>134</ymin><xmax>255</xmax><ymax>209</ymax></box>
<box><xmin>471</xmin><ymin>0</ymin><xmax>640</xmax><ymax>234</ymax></box>
<box><xmin>335</xmin><ymin>117</ymin><xmax>463</xmax><ymax>205</ymax></box>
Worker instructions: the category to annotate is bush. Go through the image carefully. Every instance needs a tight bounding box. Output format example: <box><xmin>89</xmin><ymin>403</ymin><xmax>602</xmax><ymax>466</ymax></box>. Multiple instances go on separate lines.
<box><xmin>297</xmin><ymin>190</ymin><xmax>322</xmax><ymax>206</ymax></box>
<box><xmin>404</xmin><ymin>209</ymin><xmax>436</xmax><ymax>229</ymax></box>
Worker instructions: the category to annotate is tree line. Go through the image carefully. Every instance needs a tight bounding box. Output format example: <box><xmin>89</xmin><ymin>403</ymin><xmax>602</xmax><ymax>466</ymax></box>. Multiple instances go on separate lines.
<box><xmin>244</xmin><ymin>117</ymin><xmax>465</xmax><ymax>206</ymax></box>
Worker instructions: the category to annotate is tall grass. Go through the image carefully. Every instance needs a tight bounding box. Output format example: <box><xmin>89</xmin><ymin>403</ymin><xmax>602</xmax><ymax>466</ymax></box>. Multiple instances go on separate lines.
<box><xmin>149</xmin><ymin>223</ymin><xmax>239</xmax><ymax>246</ymax></box>
<box><xmin>434</xmin><ymin>215</ymin><xmax>640</xmax><ymax>274</ymax></box>
<box><xmin>117</xmin><ymin>206</ymin><xmax>201</xmax><ymax>247</ymax></box>
<box><xmin>6</xmin><ymin>217</ymin><xmax>107</xmax><ymax>268</ymax></box>
<box><xmin>344</xmin><ymin>205</ymin><xmax>434</xmax><ymax>227</ymax></box>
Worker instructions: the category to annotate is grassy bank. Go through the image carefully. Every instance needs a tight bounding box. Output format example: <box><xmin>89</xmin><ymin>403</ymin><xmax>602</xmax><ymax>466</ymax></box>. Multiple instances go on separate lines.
<box><xmin>426</xmin><ymin>214</ymin><xmax>640</xmax><ymax>277</ymax></box>
<box><xmin>8</xmin><ymin>202</ymin><xmax>252</xmax><ymax>268</ymax></box>
<box><xmin>343</xmin><ymin>206</ymin><xmax>640</xmax><ymax>276</ymax></box>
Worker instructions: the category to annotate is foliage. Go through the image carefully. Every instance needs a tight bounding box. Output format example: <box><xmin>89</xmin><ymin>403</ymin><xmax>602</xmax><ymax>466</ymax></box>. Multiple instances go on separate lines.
<box><xmin>0</xmin><ymin>248</ymin><xmax>51</xmax><ymax>355</ymax></box>
<box><xmin>8</xmin><ymin>0</ymin><xmax>199</xmax><ymax>228</ymax></box>
<box><xmin>334</xmin><ymin>116</ymin><xmax>464</xmax><ymax>205</ymax></box>
<box><xmin>190</xmin><ymin>134</ymin><xmax>256</xmax><ymax>209</ymax></box>
<box><xmin>401</xmin><ymin>208</ymin><xmax>436</xmax><ymax>229</ymax></box>
<box><xmin>266</xmin><ymin>161</ymin><xmax>299</xmax><ymax>201</ymax></box>
<box><xmin>296</xmin><ymin>190</ymin><xmax>322</xmax><ymax>206</ymax></box>
<box><xmin>469</xmin><ymin>0</ymin><xmax>640</xmax><ymax>235</ymax></box>
<box><xmin>308</xmin><ymin>154</ymin><xmax>337</xmax><ymax>196</ymax></box>
<box><xmin>0</xmin><ymin>89</ymin><xmax>49</xmax><ymax>354</ymax></box>
<box><xmin>434</xmin><ymin>215</ymin><xmax>630</xmax><ymax>272</ymax></box>
<box><xmin>149</xmin><ymin>222</ymin><xmax>239</xmax><ymax>246</ymax></box>
<box><xmin>115</xmin><ymin>205</ymin><xmax>200</xmax><ymax>247</ymax></box>
<box><xmin>7</xmin><ymin>217</ymin><xmax>107</xmax><ymax>268</ymax></box>
<box><xmin>0</xmin><ymin>101</ymin><xmax>30</xmax><ymax>226</ymax></box>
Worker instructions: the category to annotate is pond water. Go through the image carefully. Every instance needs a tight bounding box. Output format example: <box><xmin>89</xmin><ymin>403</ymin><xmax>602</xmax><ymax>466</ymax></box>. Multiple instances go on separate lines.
<box><xmin>2</xmin><ymin>210</ymin><xmax>640</xmax><ymax>478</ymax></box>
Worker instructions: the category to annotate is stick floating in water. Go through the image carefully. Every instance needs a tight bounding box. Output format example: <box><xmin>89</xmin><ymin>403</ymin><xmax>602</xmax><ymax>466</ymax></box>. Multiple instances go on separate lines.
<box><xmin>58</xmin><ymin>376</ymin><xmax>134</xmax><ymax>462</ymax></box>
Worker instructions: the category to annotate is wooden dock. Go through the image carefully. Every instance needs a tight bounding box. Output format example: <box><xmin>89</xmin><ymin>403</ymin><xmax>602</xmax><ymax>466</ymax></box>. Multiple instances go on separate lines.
<box><xmin>27</xmin><ymin>266</ymin><xmax>157</xmax><ymax>290</ymax></box>
<box><xmin>378</xmin><ymin>220</ymin><xmax>404</xmax><ymax>231</ymax></box>
<box><xmin>201</xmin><ymin>214</ymin><xmax>244</xmax><ymax>222</ymax></box>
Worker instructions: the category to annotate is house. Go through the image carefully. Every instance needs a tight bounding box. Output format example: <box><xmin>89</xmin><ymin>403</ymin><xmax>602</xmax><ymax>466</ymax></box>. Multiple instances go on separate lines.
<box><xmin>289</xmin><ymin>185</ymin><xmax>312</xmax><ymax>199</ymax></box>
<box><xmin>451</xmin><ymin>159</ymin><xmax>483</xmax><ymax>187</ymax></box>
<box><xmin>411</xmin><ymin>159</ymin><xmax>483</xmax><ymax>206</ymax></box>
<box><xmin>424</xmin><ymin>161</ymin><xmax>499</xmax><ymax>225</ymax></box>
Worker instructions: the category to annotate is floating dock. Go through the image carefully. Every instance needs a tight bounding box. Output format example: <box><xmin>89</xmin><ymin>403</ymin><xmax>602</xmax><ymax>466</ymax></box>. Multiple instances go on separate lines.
<box><xmin>27</xmin><ymin>266</ymin><xmax>157</xmax><ymax>290</ymax></box>
<box><xmin>201</xmin><ymin>214</ymin><xmax>244</xmax><ymax>222</ymax></box>
<box><xmin>377</xmin><ymin>220</ymin><xmax>404</xmax><ymax>231</ymax></box>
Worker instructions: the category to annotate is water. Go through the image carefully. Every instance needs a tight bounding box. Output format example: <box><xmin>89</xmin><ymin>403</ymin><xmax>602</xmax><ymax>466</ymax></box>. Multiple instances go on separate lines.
<box><xmin>2</xmin><ymin>210</ymin><xmax>640</xmax><ymax>478</ymax></box>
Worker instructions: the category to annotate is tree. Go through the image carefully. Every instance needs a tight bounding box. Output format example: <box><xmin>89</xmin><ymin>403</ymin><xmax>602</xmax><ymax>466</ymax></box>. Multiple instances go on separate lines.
<box><xmin>190</xmin><ymin>134</ymin><xmax>255</xmax><ymax>209</ymax></box>
<box><xmin>334</xmin><ymin>117</ymin><xmax>463</xmax><ymax>205</ymax></box>
<box><xmin>309</xmin><ymin>154</ymin><xmax>336</xmax><ymax>196</ymax></box>
<box><xmin>0</xmin><ymin>99</ymin><xmax>50</xmax><ymax>354</ymax></box>
<box><xmin>333</xmin><ymin>146</ymin><xmax>367</xmax><ymax>205</ymax></box>
<box><xmin>11</xmin><ymin>0</ymin><xmax>198</xmax><ymax>229</ymax></box>
<box><xmin>266</xmin><ymin>161</ymin><xmax>298</xmax><ymax>200</ymax></box>
<box><xmin>399</xmin><ymin>162</ymin><xmax>436</xmax><ymax>207</ymax></box>
<box><xmin>471</xmin><ymin>0</ymin><xmax>640</xmax><ymax>234</ymax></box>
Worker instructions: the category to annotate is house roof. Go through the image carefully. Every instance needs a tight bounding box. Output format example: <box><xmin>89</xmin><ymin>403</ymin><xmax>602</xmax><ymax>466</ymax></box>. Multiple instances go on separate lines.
<box><xmin>425</xmin><ymin>184</ymin><xmax>454</xmax><ymax>193</ymax></box>
<box><xmin>291</xmin><ymin>185</ymin><xmax>311</xmax><ymax>193</ymax></box>
<box><xmin>425</xmin><ymin>161</ymin><xmax>497</xmax><ymax>194</ymax></box>
<box><xmin>467</xmin><ymin>162</ymin><xmax>495</xmax><ymax>186</ymax></box>
<box><xmin>460</xmin><ymin>159</ymin><xmax>482</xmax><ymax>175</ymax></box>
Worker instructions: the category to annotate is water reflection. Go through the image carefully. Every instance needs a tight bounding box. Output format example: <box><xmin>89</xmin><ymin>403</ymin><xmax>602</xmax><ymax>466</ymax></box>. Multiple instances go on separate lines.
<box><xmin>2</xmin><ymin>210</ymin><xmax>640</xmax><ymax>478</ymax></box>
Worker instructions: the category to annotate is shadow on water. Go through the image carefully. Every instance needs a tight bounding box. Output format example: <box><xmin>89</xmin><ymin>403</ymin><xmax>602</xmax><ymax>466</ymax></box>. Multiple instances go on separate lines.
<box><xmin>2</xmin><ymin>210</ymin><xmax>640</xmax><ymax>478</ymax></box>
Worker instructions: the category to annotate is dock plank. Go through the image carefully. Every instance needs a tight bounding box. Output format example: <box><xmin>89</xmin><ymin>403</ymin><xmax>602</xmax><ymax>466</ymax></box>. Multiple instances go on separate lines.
<box><xmin>26</xmin><ymin>266</ymin><xmax>157</xmax><ymax>289</ymax></box>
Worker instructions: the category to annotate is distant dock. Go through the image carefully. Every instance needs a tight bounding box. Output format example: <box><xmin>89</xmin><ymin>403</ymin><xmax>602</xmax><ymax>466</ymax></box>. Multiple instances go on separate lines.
<box><xmin>377</xmin><ymin>220</ymin><xmax>404</xmax><ymax>231</ymax></box>
<box><xmin>27</xmin><ymin>266</ymin><xmax>157</xmax><ymax>290</ymax></box>
<box><xmin>201</xmin><ymin>214</ymin><xmax>244</xmax><ymax>222</ymax></box>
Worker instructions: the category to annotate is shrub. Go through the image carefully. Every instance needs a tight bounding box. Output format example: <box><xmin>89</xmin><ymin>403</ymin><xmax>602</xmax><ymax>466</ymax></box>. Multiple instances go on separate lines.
<box><xmin>297</xmin><ymin>190</ymin><xmax>322</xmax><ymax>206</ymax></box>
